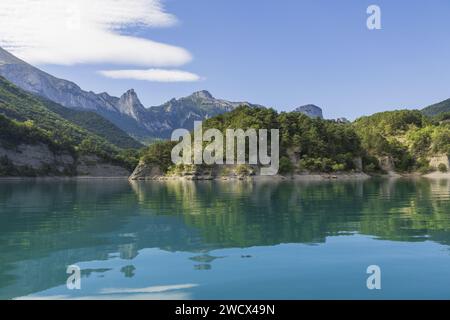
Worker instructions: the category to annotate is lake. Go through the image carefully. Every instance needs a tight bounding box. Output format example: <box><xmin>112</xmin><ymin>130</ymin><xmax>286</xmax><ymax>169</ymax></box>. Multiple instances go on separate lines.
<box><xmin>0</xmin><ymin>178</ymin><xmax>449</xmax><ymax>300</ymax></box>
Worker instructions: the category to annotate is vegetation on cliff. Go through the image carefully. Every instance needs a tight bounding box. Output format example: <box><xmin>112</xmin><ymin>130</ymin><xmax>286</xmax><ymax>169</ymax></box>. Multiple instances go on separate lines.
<box><xmin>1</xmin><ymin>72</ymin><xmax>449</xmax><ymax>177</ymax></box>
<box><xmin>139</xmin><ymin>106</ymin><xmax>450</xmax><ymax>177</ymax></box>
<box><xmin>0</xmin><ymin>78</ymin><xmax>141</xmax><ymax>175</ymax></box>
<box><xmin>140</xmin><ymin>106</ymin><xmax>365</xmax><ymax>176</ymax></box>
<box><xmin>354</xmin><ymin>110</ymin><xmax>450</xmax><ymax>173</ymax></box>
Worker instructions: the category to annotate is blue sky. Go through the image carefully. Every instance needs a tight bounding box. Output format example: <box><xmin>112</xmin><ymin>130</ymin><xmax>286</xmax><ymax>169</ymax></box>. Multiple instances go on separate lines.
<box><xmin>10</xmin><ymin>0</ymin><xmax>450</xmax><ymax>120</ymax></box>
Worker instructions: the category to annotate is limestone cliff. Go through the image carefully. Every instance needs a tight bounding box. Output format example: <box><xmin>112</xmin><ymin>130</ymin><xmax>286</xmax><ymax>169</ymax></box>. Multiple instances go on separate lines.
<box><xmin>0</xmin><ymin>143</ymin><xmax>130</xmax><ymax>177</ymax></box>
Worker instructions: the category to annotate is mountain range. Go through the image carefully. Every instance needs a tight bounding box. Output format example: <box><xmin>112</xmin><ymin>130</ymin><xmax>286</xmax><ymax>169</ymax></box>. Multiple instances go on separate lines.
<box><xmin>0</xmin><ymin>47</ymin><xmax>262</xmax><ymax>142</ymax></box>
<box><xmin>1</xmin><ymin>46</ymin><xmax>449</xmax><ymax>146</ymax></box>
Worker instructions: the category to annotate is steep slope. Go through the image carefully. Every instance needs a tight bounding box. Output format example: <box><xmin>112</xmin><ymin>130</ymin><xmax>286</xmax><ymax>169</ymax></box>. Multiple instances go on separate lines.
<box><xmin>0</xmin><ymin>47</ymin><xmax>119</xmax><ymax>112</ymax></box>
<box><xmin>353</xmin><ymin>110</ymin><xmax>450</xmax><ymax>173</ymax></box>
<box><xmin>0</xmin><ymin>114</ymin><xmax>76</xmax><ymax>176</ymax></box>
<box><xmin>39</xmin><ymin>96</ymin><xmax>143</xmax><ymax>149</ymax></box>
<box><xmin>0</xmin><ymin>46</ymin><xmax>147</xmax><ymax>138</ymax></box>
<box><xmin>294</xmin><ymin>104</ymin><xmax>324</xmax><ymax>119</ymax></box>
<box><xmin>144</xmin><ymin>90</ymin><xmax>263</xmax><ymax>138</ymax></box>
<box><xmin>0</xmin><ymin>77</ymin><xmax>138</xmax><ymax>174</ymax></box>
<box><xmin>0</xmin><ymin>47</ymin><xmax>264</xmax><ymax>141</ymax></box>
<box><xmin>422</xmin><ymin>98</ymin><xmax>450</xmax><ymax>117</ymax></box>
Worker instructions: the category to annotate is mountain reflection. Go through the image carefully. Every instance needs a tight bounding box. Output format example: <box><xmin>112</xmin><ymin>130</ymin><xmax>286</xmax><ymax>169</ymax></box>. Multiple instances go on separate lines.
<box><xmin>0</xmin><ymin>178</ymin><xmax>449</xmax><ymax>299</ymax></box>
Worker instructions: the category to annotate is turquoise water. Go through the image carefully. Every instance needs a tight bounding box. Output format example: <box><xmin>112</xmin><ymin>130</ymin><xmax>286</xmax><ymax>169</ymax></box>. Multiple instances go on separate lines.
<box><xmin>0</xmin><ymin>178</ymin><xmax>450</xmax><ymax>300</ymax></box>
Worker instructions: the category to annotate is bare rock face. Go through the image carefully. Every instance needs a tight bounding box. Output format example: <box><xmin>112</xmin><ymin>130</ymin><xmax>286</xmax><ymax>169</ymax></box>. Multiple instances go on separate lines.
<box><xmin>428</xmin><ymin>154</ymin><xmax>450</xmax><ymax>170</ymax></box>
<box><xmin>0</xmin><ymin>143</ymin><xmax>75</xmax><ymax>174</ymax></box>
<box><xmin>76</xmin><ymin>155</ymin><xmax>130</xmax><ymax>177</ymax></box>
<box><xmin>353</xmin><ymin>157</ymin><xmax>363</xmax><ymax>172</ymax></box>
<box><xmin>1</xmin><ymin>46</ymin><xmax>265</xmax><ymax>140</ymax></box>
<box><xmin>129</xmin><ymin>161</ymin><xmax>163</xmax><ymax>180</ymax></box>
<box><xmin>0</xmin><ymin>47</ymin><xmax>118</xmax><ymax>113</ymax></box>
<box><xmin>294</xmin><ymin>104</ymin><xmax>324</xmax><ymax>119</ymax></box>
<box><xmin>377</xmin><ymin>156</ymin><xmax>395</xmax><ymax>173</ymax></box>
<box><xmin>0</xmin><ymin>143</ymin><xmax>131</xmax><ymax>177</ymax></box>
<box><xmin>116</xmin><ymin>89</ymin><xmax>147</xmax><ymax>121</ymax></box>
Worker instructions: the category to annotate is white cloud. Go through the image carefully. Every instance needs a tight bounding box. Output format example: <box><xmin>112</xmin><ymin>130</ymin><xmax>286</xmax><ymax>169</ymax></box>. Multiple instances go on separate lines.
<box><xmin>99</xmin><ymin>68</ymin><xmax>202</xmax><ymax>82</ymax></box>
<box><xmin>0</xmin><ymin>0</ymin><xmax>191</xmax><ymax>67</ymax></box>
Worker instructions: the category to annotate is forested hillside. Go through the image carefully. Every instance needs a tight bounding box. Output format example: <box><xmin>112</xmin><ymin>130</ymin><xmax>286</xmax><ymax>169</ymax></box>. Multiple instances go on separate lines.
<box><xmin>41</xmin><ymin>97</ymin><xmax>143</xmax><ymax>149</ymax></box>
<box><xmin>0</xmin><ymin>77</ymin><xmax>141</xmax><ymax>175</ymax></box>
<box><xmin>139</xmin><ymin>106</ymin><xmax>365</xmax><ymax>176</ymax></box>
<box><xmin>0</xmin><ymin>76</ymin><xmax>141</xmax><ymax>149</ymax></box>
<box><xmin>1</xmin><ymin>73</ymin><xmax>449</xmax><ymax>178</ymax></box>
<box><xmin>353</xmin><ymin>110</ymin><xmax>450</xmax><ymax>173</ymax></box>
<box><xmin>138</xmin><ymin>107</ymin><xmax>450</xmax><ymax>178</ymax></box>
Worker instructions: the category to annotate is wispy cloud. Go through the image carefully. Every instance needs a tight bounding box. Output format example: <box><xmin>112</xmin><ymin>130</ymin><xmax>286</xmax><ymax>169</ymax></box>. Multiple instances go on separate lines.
<box><xmin>0</xmin><ymin>0</ymin><xmax>191</xmax><ymax>67</ymax></box>
<box><xmin>99</xmin><ymin>68</ymin><xmax>202</xmax><ymax>82</ymax></box>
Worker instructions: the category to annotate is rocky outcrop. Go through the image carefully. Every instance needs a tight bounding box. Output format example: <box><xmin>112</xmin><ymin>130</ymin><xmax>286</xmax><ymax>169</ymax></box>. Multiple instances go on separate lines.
<box><xmin>294</xmin><ymin>104</ymin><xmax>324</xmax><ymax>119</ymax></box>
<box><xmin>76</xmin><ymin>155</ymin><xmax>130</xmax><ymax>177</ymax></box>
<box><xmin>129</xmin><ymin>162</ymin><xmax>164</xmax><ymax>180</ymax></box>
<box><xmin>353</xmin><ymin>157</ymin><xmax>363</xmax><ymax>172</ymax></box>
<box><xmin>428</xmin><ymin>154</ymin><xmax>449</xmax><ymax>171</ymax></box>
<box><xmin>128</xmin><ymin>161</ymin><xmax>372</xmax><ymax>181</ymax></box>
<box><xmin>116</xmin><ymin>89</ymin><xmax>147</xmax><ymax>121</ymax></box>
<box><xmin>144</xmin><ymin>90</ymin><xmax>264</xmax><ymax>138</ymax></box>
<box><xmin>130</xmin><ymin>163</ymin><xmax>258</xmax><ymax>181</ymax></box>
<box><xmin>0</xmin><ymin>46</ymin><xmax>265</xmax><ymax>140</ymax></box>
<box><xmin>0</xmin><ymin>143</ymin><xmax>75</xmax><ymax>174</ymax></box>
<box><xmin>0</xmin><ymin>143</ymin><xmax>130</xmax><ymax>177</ymax></box>
<box><xmin>377</xmin><ymin>156</ymin><xmax>395</xmax><ymax>173</ymax></box>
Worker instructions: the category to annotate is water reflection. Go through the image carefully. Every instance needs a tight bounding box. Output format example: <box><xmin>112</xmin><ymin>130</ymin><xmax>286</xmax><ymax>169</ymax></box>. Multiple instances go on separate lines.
<box><xmin>0</xmin><ymin>178</ymin><xmax>449</xmax><ymax>299</ymax></box>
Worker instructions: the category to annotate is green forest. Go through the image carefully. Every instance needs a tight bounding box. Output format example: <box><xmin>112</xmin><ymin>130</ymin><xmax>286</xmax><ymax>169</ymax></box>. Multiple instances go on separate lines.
<box><xmin>142</xmin><ymin>106</ymin><xmax>450</xmax><ymax>176</ymax></box>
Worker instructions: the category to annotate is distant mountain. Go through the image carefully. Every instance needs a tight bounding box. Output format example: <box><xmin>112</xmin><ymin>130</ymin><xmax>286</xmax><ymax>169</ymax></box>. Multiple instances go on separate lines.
<box><xmin>294</xmin><ymin>104</ymin><xmax>323</xmax><ymax>119</ymax></box>
<box><xmin>144</xmin><ymin>90</ymin><xmax>263</xmax><ymax>138</ymax></box>
<box><xmin>39</xmin><ymin>96</ymin><xmax>143</xmax><ymax>149</ymax></box>
<box><xmin>0</xmin><ymin>66</ymin><xmax>142</xmax><ymax>149</ymax></box>
<box><xmin>0</xmin><ymin>47</ymin><xmax>262</xmax><ymax>141</ymax></box>
<box><xmin>0</xmin><ymin>47</ymin><xmax>147</xmax><ymax>138</ymax></box>
<box><xmin>422</xmin><ymin>98</ymin><xmax>450</xmax><ymax>117</ymax></box>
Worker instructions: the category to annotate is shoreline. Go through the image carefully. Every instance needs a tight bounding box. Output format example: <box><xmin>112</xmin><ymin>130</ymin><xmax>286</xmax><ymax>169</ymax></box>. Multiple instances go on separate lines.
<box><xmin>0</xmin><ymin>176</ymin><xmax>129</xmax><ymax>181</ymax></box>
<box><xmin>423</xmin><ymin>171</ymin><xmax>450</xmax><ymax>179</ymax></box>
<box><xmin>132</xmin><ymin>172</ymin><xmax>380</xmax><ymax>182</ymax></box>
<box><xmin>1</xmin><ymin>172</ymin><xmax>449</xmax><ymax>182</ymax></box>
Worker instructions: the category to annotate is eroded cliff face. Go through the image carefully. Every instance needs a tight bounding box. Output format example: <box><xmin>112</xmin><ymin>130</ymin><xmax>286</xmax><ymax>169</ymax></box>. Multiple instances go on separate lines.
<box><xmin>428</xmin><ymin>154</ymin><xmax>449</xmax><ymax>171</ymax></box>
<box><xmin>0</xmin><ymin>143</ymin><xmax>130</xmax><ymax>177</ymax></box>
<box><xmin>129</xmin><ymin>161</ymin><xmax>164</xmax><ymax>180</ymax></box>
<box><xmin>76</xmin><ymin>155</ymin><xmax>130</xmax><ymax>177</ymax></box>
<box><xmin>377</xmin><ymin>156</ymin><xmax>398</xmax><ymax>175</ymax></box>
<box><xmin>0</xmin><ymin>143</ymin><xmax>75</xmax><ymax>175</ymax></box>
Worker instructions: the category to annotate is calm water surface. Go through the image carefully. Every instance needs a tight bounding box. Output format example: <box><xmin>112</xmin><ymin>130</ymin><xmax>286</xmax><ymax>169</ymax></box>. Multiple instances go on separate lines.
<box><xmin>0</xmin><ymin>178</ymin><xmax>450</xmax><ymax>299</ymax></box>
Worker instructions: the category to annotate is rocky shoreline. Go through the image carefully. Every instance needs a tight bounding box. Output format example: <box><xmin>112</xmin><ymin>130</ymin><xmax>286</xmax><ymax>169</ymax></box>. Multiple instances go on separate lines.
<box><xmin>127</xmin><ymin>159</ymin><xmax>450</xmax><ymax>182</ymax></box>
<box><xmin>128</xmin><ymin>172</ymin><xmax>372</xmax><ymax>182</ymax></box>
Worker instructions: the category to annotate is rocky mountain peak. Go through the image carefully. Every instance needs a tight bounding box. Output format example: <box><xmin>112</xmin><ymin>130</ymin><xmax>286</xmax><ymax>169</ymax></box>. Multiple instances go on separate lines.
<box><xmin>116</xmin><ymin>89</ymin><xmax>146</xmax><ymax>119</ymax></box>
<box><xmin>125</xmin><ymin>88</ymin><xmax>136</xmax><ymax>95</ymax></box>
<box><xmin>294</xmin><ymin>104</ymin><xmax>324</xmax><ymax>119</ymax></box>
<box><xmin>121</xmin><ymin>88</ymin><xmax>139</xmax><ymax>100</ymax></box>
<box><xmin>0</xmin><ymin>47</ymin><xmax>265</xmax><ymax>140</ymax></box>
